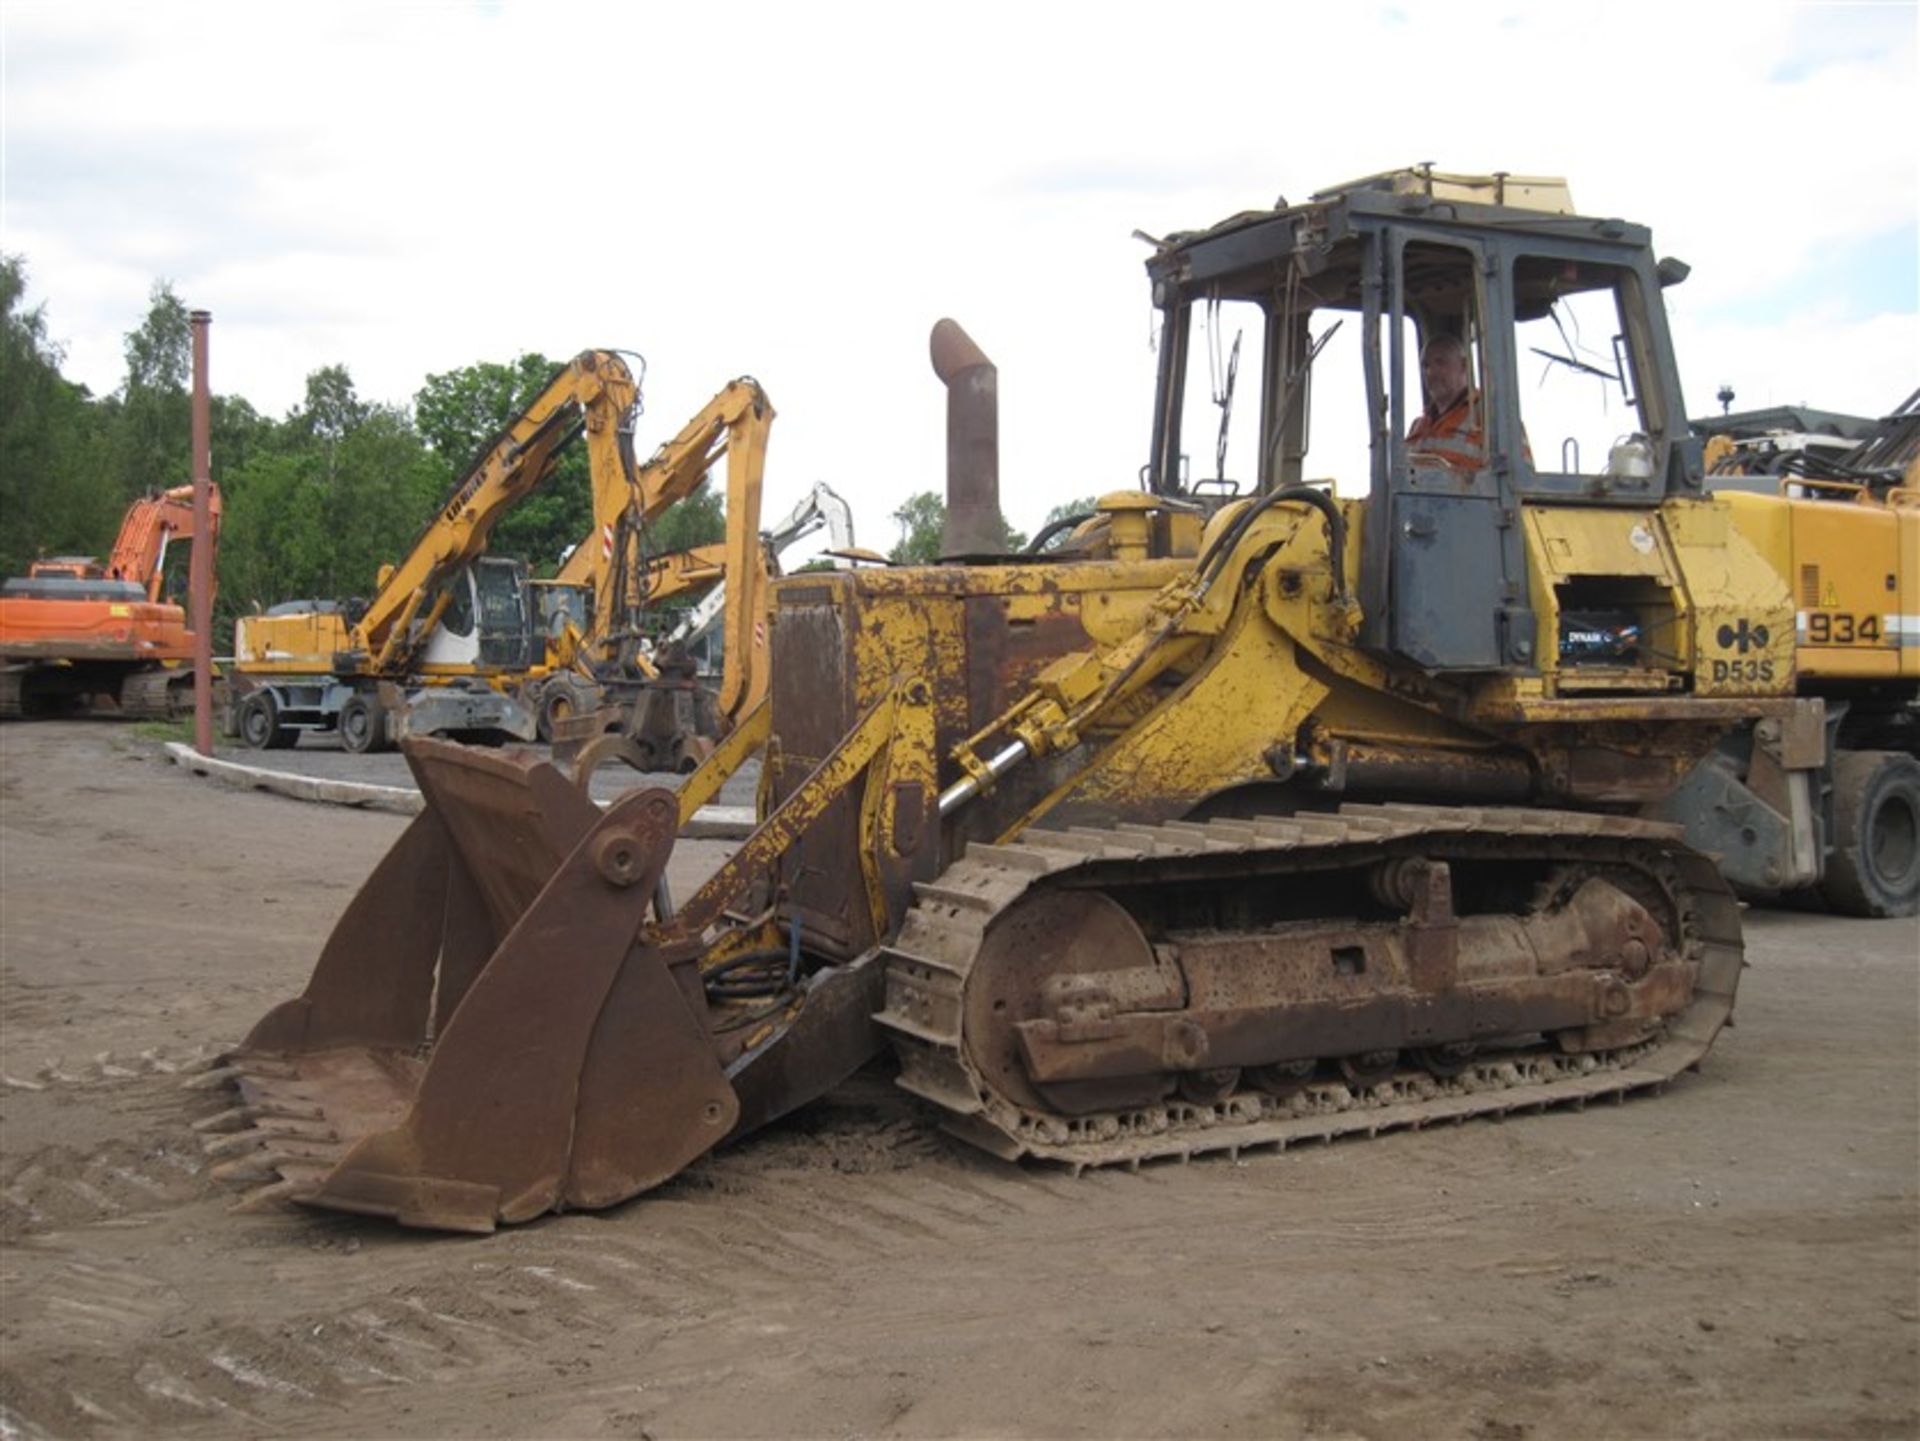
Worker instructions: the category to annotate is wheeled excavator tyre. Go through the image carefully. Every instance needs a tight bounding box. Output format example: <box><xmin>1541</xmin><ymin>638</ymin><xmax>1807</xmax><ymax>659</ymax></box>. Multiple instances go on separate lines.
<box><xmin>238</xmin><ymin>691</ymin><xmax>297</xmax><ymax>750</ymax></box>
<box><xmin>339</xmin><ymin>693</ymin><xmax>389</xmax><ymax>754</ymax></box>
<box><xmin>536</xmin><ymin>676</ymin><xmax>598</xmax><ymax>744</ymax></box>
<box><xmin>1821</xmin><ymin>750</ymin><xmax>1920</xmax><ymax>919</ymax></box>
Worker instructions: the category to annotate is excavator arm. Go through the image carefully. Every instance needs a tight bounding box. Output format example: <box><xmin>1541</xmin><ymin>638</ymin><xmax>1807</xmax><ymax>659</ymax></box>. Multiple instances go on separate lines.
<box><xmin>553</xmin><ymin>381</ymin><xmax>776</xmax><ymax>712</ymax></box>
<box><xmin>105</xmin><ymin>483</ymin><xmax>223</xmax><ymax>602</ymax></box>
<box><xmin>354</xmin><ymin>351</ymin><xmax>640</xmax><ymax>674</ymax></box>
<box><xmin>618</xmin><ymin>379</ymin><xmax>772</xmax><ymax>717</ymax></box>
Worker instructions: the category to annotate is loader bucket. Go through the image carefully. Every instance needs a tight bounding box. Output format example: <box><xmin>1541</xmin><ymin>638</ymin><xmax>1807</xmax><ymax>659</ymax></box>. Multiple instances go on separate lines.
<box><xmin>220</xmin><ymin>738</ymin><xmax>741</xmax><ymax>1232</ymax></box>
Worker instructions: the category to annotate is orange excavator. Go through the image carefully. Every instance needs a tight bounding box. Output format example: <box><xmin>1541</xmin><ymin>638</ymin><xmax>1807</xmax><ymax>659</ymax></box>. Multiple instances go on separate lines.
<box><xmin>0</xmin><ymin>483</ymin><xmax>222</xmax><ymax>719</ymax></box>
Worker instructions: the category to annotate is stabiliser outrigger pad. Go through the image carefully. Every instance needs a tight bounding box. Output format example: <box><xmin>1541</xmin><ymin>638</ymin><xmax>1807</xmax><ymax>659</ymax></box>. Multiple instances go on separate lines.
<box><xmin>223</xmin><ymin>738</ymin><xmax>743</xmax><ymax>1232</ymax></box>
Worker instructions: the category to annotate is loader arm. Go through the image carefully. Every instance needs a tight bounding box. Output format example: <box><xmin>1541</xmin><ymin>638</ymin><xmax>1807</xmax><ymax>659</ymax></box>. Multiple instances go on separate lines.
<box><xmin>354</xmin><ymin>350</ymin><xmax>641</xmax><ymax>674</ymax></box>
<box><xmin>943</xmin><ymin>489</ymin><xmax>1352</xmax><ymax>814</ymax></box>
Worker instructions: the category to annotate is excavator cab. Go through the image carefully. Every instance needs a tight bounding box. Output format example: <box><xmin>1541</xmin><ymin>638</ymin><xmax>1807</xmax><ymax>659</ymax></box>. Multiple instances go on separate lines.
<box><xmin>532</xmin><ymin>579</ymin><xmax>593</xmax><ymax>641</ymax></box>
<box><xmin>413</xmin><ymin>557</ymin><xmax>538</xmax><ymax>675</ymax></box>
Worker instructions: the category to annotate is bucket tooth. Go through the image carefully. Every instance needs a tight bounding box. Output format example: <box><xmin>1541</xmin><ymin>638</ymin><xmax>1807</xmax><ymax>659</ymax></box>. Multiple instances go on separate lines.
<box><xmin>210</xmin><ymin>1154</ymin><xmax>282</xmax><ymax>1185</ymax></box>
<box><xmin>191</xmin><ymin>1106</ymin><xmax>257</xmax><ymax>1134</ymax></box>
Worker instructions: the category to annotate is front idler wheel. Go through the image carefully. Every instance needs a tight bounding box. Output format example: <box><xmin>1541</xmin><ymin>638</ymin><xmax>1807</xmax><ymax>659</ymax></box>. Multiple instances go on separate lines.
<box><xmin>964</xmin><ymin>889</ymin><xmax>1175</xmax><ymax>1117</ymax></box>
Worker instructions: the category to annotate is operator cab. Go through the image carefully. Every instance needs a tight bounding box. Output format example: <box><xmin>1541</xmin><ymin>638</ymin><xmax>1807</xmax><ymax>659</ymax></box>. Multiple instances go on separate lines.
<box><xmin>1145</xmin><ymin>166</ymin><xmax>1701</xmax><ymax>678</ymax></box>
<box><xmin>419</xmin><ymin>556</ymin><xmax>536</xmax><ymax>672</ymax></box>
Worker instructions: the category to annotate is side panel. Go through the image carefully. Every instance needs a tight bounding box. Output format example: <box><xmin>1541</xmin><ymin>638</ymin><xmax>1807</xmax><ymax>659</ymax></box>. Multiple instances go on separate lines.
<box><xmin>1789</xmin><ymin>498</ymin><xmax>1904</xmax><ymax>680</ymax></box>
<box><xmin>0</xmin><ymin>595</ymin><xmax>193</xmax><ymax>662</ymax></box>
<box><xmin>767</xmin><ymin>578</ymin><xmax>864</xmax><ymax>953</ymax></box>
<box><xmin>1721</xmin><ymin>491</ymin><xmax>1911</xmax><ymax>683</ymax></box>
<box><xmin>1665</xmin><ymin>501</ymin><xmax>1796</xmax><ymax>698</ymax></box>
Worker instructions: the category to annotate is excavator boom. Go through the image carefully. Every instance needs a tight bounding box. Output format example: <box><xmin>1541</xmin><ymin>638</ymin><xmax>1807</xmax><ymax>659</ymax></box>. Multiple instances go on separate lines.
<box><xmin>353</xmin><ymin>351</ymin><xmax>640</xmax><ymax>674</ymax></box>
<box><xmin>108</xmin><ymin>483</ymin><xmax>220</xmax><ymax>601</ymax></box>
<box><xmin>537</xmin><ymin>381</ymin><xmax>779</xmax><ymax>775</ymax></box>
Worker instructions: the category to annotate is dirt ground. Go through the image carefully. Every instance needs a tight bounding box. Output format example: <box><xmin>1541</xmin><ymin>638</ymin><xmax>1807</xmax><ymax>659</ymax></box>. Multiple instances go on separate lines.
<box><xmin>1</xmin><ymin>722</ymin><xmax>1915</xmax><ymax>1440</ymax></box>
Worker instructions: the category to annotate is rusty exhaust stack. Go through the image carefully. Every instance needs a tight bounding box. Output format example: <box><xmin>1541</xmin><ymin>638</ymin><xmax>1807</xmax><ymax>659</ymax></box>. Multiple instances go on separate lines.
<box><xmin>930</xmin><ymin>318</ymin><xmax>1002</xmax><ymax>556</ymax></box>
<box><xmin>190</xmin><ymin>310</ymin><xmax>214</xmax><ymax>756</ymax></box>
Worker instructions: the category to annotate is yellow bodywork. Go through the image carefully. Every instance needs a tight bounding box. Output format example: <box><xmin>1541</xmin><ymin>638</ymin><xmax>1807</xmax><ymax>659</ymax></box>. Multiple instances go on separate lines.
<box><xmin>232</xmin><ymin>609</ymin><xmax>352</xmax><ymax>670</ymax></box>
<box><xmin>756</xmin><ymin>486</ymin><xmax>1807</xmax><ymax>943</ymax></box>
<box><xmin>1720</xmin><ymin>485</ymin><xmax>1919</xmax><ymax>681</ymax></box>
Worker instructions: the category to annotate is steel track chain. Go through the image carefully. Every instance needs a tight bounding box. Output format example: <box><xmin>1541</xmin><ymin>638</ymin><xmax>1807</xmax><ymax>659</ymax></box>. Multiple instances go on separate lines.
<box><xmin>117</xmin><ymin>667</ymin><xmax>190</xmax><ymax>720</ymax></box>
<box><xmin>875</xmin><ymin>802</ymin><xmax>1745</xmax><ymax>1172</ymax></box>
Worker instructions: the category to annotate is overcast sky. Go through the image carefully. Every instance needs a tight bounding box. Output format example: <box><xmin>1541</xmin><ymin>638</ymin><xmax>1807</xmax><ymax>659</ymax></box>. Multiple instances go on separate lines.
<box><xmin>4</xmin><ymin>0</ymin><xmax>1915</xmax><ymax>553</ymax></box>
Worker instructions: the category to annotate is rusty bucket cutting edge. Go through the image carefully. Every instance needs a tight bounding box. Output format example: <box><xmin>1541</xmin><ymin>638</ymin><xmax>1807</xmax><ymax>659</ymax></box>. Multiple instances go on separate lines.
<box><xmin>223</xmin><ymin>737</ymin><xmax>740</xmax><ymax>1232</ymax></box>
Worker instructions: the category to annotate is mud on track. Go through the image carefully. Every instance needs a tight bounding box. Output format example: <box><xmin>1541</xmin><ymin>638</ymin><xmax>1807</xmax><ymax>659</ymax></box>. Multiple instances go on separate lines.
<box><xmin>2</xmin><ymin>722</ymin><xmax>1916</xmax><ymax>1438</ymax></box>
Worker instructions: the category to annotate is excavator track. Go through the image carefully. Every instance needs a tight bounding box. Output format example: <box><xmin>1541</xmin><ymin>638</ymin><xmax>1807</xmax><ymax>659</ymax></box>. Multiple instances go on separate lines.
<box><xmin>876</xmin><ymin>803</ymin><xmax>1743</xmax><ymax>1172</ymax></box>
<box><xmin>118</xmin><ymin>666</ymin><xmax>192</xmax><ymax>720</ymax></box>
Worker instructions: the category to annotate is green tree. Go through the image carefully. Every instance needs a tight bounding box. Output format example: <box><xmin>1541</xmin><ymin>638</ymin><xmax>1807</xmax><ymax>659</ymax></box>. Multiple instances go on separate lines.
<box><xmin>414</xmin><ymin>353</ymin><xmax>590</xmax><ymax>573</ymax></box>
<box><xmin>321</xmin><ymin>407</ymin><xmax>445</xmax><ymax>598</ymax></box>
<box><xmin>645</xmin><ymin>478</ymin><xmax>726</xmax><ymax>553</ymax></box>
<box><xmin>289</xmin><ymin>364</ymin><xmax>369</xmax><ymax>483</ymax></box>
<box><xmin>109</xmin><ymin>281</ymin><xmax>193</xmax><ymax>501</ymax></box>
<box><xmin>217</xmin><ymin>368</ymin><xmax>440</xmax><ymax>622</ymax></box>
<box><xmin>218</xmin><ymin>450</ymin><xmax>329</xmax><ymax>614</ymax></box>
<box><xmin>889</xmin><ymin>490</ymin><xmax>946</xmax><ymax>563</ymax></box>
<box><xmin>887</xmin><ymin>490</ymin><xmax>1024</xmax><ymax>561</ymax></box>
<box><xmin>210</xmin><ymin>393</ymin><xmax>275</xmax><ymax>488</ymax></box>
<box><xmin>0</xmin><ymin>257</ymin><xmax>115</xmax><ymax>575</ymax></box>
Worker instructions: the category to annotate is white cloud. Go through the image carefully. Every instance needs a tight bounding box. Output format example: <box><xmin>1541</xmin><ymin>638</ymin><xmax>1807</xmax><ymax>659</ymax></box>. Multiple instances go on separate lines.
<box><xmin>4</xmin><ymin>0</ymin><xmax>1915</xmax><ymax>542</ymax></box>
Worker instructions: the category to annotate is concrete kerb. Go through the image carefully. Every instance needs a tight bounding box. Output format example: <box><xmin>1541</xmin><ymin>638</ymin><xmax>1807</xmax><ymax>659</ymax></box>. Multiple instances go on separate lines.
<box><xmin>162</xmin><ymin>742</ymin><xmax>756</xmax><ymax>838</ymax></box>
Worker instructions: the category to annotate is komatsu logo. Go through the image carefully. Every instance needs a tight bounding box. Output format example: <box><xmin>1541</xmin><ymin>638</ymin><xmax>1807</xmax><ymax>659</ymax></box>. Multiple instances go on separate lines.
<box><xmin>1716</xmin><ymin>619</ymin><xmax>1770</xmax><ymax>654</ymax></box>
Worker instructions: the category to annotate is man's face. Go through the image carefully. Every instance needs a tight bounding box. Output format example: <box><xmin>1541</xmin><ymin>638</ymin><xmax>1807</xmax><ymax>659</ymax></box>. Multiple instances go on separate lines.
<box><xmin>1421</xmin><ymin>343</ymin><xmax>1470</xmax><ymax>411</ymax></box>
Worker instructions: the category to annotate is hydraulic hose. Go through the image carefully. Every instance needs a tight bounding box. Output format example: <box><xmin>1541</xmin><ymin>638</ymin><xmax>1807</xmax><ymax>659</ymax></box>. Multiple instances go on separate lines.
<box><xmin>1196</xmin><ymin>485</ymin><xmax>1348</xmax><ymax>603</ymax></box>
<box><xmin>1024</xmin><ymin>513</ymin><xmax>1096</xmax><ymax>555</ymax></box>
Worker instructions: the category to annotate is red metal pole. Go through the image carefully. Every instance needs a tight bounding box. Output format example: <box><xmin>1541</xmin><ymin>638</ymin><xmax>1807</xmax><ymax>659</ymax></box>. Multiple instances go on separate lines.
<box><xmin>190</xmin><ymin>310</ymin><xmax>214</xmax><ymax>756</ymax></box>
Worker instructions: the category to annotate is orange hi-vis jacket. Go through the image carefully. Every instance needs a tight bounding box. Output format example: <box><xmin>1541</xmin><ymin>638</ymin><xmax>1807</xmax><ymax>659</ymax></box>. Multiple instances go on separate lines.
<box><xmin>1407</xmin><ymin>391</ymin><xmax>1485</xmax><ymax>471</ymax></box>
<box><xmin>1407</xmin><ymin>391</ymin><xmax>1533</xmax><ymax>472</ymax></box>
